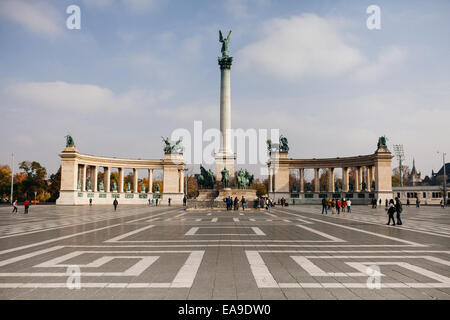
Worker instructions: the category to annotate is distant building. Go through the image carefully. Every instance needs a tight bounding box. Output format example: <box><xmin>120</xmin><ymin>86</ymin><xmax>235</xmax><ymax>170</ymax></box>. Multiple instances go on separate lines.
<box><xmin>422</xmin><ymin>163</ymin><xmax>450</xmax><ymax>186</ymax></box>
<box><xmin>406</xmin><ymin>159</ymin><xmax>422</xmax><ymax>186</ymax></box>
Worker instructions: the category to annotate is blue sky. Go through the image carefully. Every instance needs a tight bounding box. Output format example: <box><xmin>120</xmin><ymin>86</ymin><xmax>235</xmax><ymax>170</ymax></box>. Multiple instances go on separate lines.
<box><xmin>1</xmin><ymin>0</ymin><xmax>449</xmax><ymax>177</ymax></box>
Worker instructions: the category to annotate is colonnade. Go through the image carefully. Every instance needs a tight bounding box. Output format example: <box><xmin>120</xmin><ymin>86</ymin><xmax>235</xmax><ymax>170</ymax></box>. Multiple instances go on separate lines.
<box><xmin>76</xmin><ymin>165</ymin><xmax>184</xmax><ymax>194</ymax></box>
<box><xmin>268</xmin><ymin>166</ymin><xmax>376</xmax><ymax>193</ymax></box>
<box><xmin>267</xmin><ymin>144</ymin><xmax>393</xmax><ymax>203</ymax></box>
<box><xmin>57</xmin><ymin>146</ymin><xmax>185</xmax><ymax>205</ymax></box>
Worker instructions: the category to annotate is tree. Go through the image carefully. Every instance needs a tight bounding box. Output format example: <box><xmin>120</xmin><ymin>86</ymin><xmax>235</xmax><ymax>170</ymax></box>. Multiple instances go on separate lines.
<box><xmin>18</xmin><ymin>161</ymin><xmax>47</xmax><ymax>200</ymax></box>
<box><xmin>186</xmin><ymin>175</ymin><xmax>198</xmax><ymax>199</ymax></box>
<box><xmin>48</xmin><ymin>166</ymin><xmax>61</xmax><ymax>202</ymax></box>
<box><xmin>0</xmin><ymin>165</ymin><xmax>12</xmax><ymax>202</ymax></box>
<box><xmin>251</xmin><ymin>178</ymin><xmax>267</xmax><ymax>197</ymax></box>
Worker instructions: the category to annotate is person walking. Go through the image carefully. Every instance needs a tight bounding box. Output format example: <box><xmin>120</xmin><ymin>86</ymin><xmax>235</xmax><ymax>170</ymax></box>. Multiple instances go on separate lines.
<box><xmin>337</xmin><ymin>199</ymin><xmax>341</xmax><ymax>214</ymax></box>
<box><xmin>241</xmin><ymin>196</ymin><xmax>246</xmax><ymax>211</ymax></box>
<box><xmin>24</xmin><ymin>199</ymin><xmax>30</xmax><ymax>214</ymax></box>
<box><xmin>12</xmin><ymin>200</ymin><xmax>18</xmax><ymax>213</ymax></box>
<box><xmin>416</xmin><ymin>198</ymin><xmax>420</xmax><ymax>208</ymax></box>
<box><xmin>183</xmin><ymin>195</ymin><xmax>187</xmax><ymax>210</ymax></box>
<box><xmin>386</xmin><ymin>200</ymin><xmax>396</xmax><ymax>226</ymax></box>
<box><xmin>113</xmin><ymin>198</ymin><xmax>118</xmax><ymax>211</ymax></box>
<box><xmin>347</xmin><ymin>199</ymin><xmax>351</xmax><ymax>213</ymax></box>
<box><xmin>156</xmin><ymin>198</ymin><xmax>159</xmax><ymax>206</ymax></box>
<box><xmin>321</xmin><ymin>198</ymin><xmax>327</xmax><ymax>215</ymax></box>
<box><xmin>89</xmin><ymin>198</ymin><xmax>92</xmax><ymax>206</ymax></box>
<box><xmin>379</xmin><ymin>198</ymin><xmax>382</xmax><ymax>206</ymax></box>
<box><xmin>385</xmin><ymin>199</ymin><xmax>388</xmax><ymax>209</ymax></box>
<box><xmin>234</xmin><ymin>197</ymin><xmax>239</xmax><ymax>211</ymax></box>
<box><xmin>342</xmin><ymin>199</ymin><xmax>347</xmax><ymax>213</ymax></box>
<box><xmin>331</xmin><ymin>199</ymin><xmax>336</xmax><ymax>214</ymax></box>
<box><xmin>406</xmin><ymin>198</ymin><xmax>410</xmax><ymax>207</ymax></box>
<box><xmin>168</xmin><ymin>198</ymin><xmax>172</xmax><ymax>206</ymax></box>
<box><xmin>441</xmin><ymin>199</ymin><xmax>444</xmax><ymax>208</ymax></box>
<box><xmin>266</xmin><ymin>198</ymin><xmax>271</xmax><ymax>211</ymax></box>
<box><xmin>395</xmin><ymin>197</ymin><xmax>403</xmax><ymax>225</ymax></box>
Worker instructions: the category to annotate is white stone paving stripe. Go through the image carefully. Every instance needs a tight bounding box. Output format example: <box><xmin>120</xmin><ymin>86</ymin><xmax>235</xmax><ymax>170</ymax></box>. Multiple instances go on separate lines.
<box><xmin>245</xmin><ymin>251</ymin><xmax>278</xmax><ymax>288</ymax></box>
<box><xmin>105</xmin><ymin>225</ymin><xmax>155</xmax><ymax>242</ymax></box>
<box><xmin>185</xmin><ymin>227</ymin><xmax>199</xmax><ymax>236</ymax></box>
<box><xmin>0</xmin><ymin>246</ymin><xmax>64</xmax><ymax>267</ymax></box>
<box><xmin>307</xmin><ymin>217</ymin><xmax>426</xmax><ymax>246</ymax></box>
<box><xmin>171</xmin><ymin>251</ymin><xmax>204</xmax><ymax>288</ymax></box>
<box><xmin>295</xmin><ymin>224</ymin><xmax>346</xmax><ymax>242</ymax></box>
<box><xmin>1</xmin><ymin>231</ymin><xmax>106</xmax><ymax>255</ymax></box>
<box><xmin>251</xmin><ymin>227</ymin><xmax>266</xmax><ymax>236</ymax></box>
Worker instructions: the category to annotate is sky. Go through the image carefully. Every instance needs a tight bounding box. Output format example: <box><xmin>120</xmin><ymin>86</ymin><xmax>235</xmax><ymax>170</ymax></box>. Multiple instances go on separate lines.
<box><xmin>0</xmin><ymin>0</ymin><xmax>449</xmax><ymax>178</ymax></box>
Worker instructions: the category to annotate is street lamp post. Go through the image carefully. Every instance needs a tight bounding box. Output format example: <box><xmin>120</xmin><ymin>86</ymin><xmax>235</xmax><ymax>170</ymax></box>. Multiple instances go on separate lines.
<box><xmin>393</xmin><ymin>145</ymin><xmax>405</xmax><ymax>187</ymax></box>
<box><xmin>10</xmin><ymin>153</ymin><xmax>14</xmax><ymax>205</ymax></box>
<box><xmin>438</xmin><ymin>151</ymin><xmax>447</xmax><ymax>207</ymax></box>
<box><xmin>184</xmin><ymin>168</ymin><xmax>188</xmax><ymax>197</ymax></box>
<box><xmin>34</xmin><ymin>191</ymin><xmax>37</xmax><ymax>205</ymax></box>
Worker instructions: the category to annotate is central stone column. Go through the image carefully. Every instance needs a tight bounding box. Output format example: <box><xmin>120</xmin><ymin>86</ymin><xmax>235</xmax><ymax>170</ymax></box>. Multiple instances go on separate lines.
<box><xmin>215</xmin><ymin>54</ymin><xmax>236</xmax><ymax>180</ymax></box>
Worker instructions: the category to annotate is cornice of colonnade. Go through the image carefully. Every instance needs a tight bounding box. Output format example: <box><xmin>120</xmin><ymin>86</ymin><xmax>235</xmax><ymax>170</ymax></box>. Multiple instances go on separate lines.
<box><xmin>267</xmin><ymin>147</ymin><xmax>392</xmax><ymax>168</ymax></box>
<box><xmin>59</xmin><ymin>147</ymin><xmax>185</xmax><ymax>169</ymax></box>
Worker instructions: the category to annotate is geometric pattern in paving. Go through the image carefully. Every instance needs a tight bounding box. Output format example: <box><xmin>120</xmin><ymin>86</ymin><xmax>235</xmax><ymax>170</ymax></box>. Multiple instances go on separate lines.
<box><xmin>1</xmin><ymin>204</ymin><xmax>449</xmax><ymax>299</ymax></box>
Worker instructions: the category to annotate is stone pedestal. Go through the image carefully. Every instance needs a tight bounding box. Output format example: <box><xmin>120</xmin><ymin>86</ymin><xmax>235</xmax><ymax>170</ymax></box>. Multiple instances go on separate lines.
<box><xmin>215</xmin><ymin>152</ymin><xmax>236</xmax><ymax>180</ymax></box>
<box><xmin>217</xmin><ymin>188</ymin><xmax>258</xmax><ymax>201</ymax></box>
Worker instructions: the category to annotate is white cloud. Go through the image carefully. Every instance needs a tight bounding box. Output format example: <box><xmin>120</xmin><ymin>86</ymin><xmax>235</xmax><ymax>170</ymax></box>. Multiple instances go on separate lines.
<box><xmin>3</xmin><ymin>81</ymin><xmax>170</xmax><ymax>113</ymax></box>
<box><xmin>354</xmin><ymin>46</ymin><xmax>407</xmax><ymax>81</ymax></box>
<box><xmin>238</xmin><ymin>13</ymin><xmax>364</xmax><ymax>79</ymax></box>
<box><xmin>0</xmin><ymin>0</ymin><xmax>63</xmax><ymax>38</ymax></box>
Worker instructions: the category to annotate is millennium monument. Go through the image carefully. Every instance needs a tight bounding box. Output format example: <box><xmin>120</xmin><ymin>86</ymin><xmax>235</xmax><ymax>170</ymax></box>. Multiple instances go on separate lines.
<box><xmin>56</xmin><ymin>31</ymin><xmax>393</xmax><ymax>206</ymax></box>
<box><xmin>215</xmin><ymin>30</ymin><xmax>237</xmax><ymax>181</ymax></box>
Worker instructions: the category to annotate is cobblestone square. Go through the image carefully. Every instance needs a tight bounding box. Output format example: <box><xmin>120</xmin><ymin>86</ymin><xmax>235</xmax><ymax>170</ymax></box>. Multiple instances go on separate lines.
<box><xmin>1</xmin><ymin>204</ymin><xmax>449</xmax><ymax>300</ymax></box>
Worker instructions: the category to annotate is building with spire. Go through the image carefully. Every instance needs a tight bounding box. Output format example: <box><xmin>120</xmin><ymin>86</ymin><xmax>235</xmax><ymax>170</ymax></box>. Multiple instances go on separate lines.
<box><xmin>407</xmin><ymin>159</ymin><xmax>422</xmax><ymax>186</ymax></box>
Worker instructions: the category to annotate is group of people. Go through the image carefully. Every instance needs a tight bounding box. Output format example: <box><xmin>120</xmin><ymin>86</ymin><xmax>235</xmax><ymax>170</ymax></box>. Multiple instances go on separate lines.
<box><xmin>386</xmin><ymin>197</ymin><xmax>403</xmax><ymax>225</ymax></box>
<box><xmin>11</xmin><ymin>200</ymin><xmax>31</xmax><ymax>214</ymax></box>
<box><xmin>321</xmin><ymin>198</ymin><xmax>352</xmax><ymax>215</ymax></box>
<box><xmin>406</xmin><ymin>198</ymin><xmax>421</xmax><ymax>208</ymax></box>
<box><xmin>225</xmin><ymin>196</ymin><xmax>247</xmax><ymax>211</ymax></box>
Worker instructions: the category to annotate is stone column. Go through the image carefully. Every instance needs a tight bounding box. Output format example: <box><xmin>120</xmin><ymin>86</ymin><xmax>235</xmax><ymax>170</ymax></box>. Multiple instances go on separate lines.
<box><xmin>300</xmin><ymin>168</ymin><xmax>304</xmax><ymax>192</ymax></box>
<box><xmin>93</xmin><ymin>166</ymin><xmax>98</xmax><ymax>192</ymax></box>
<box><xmin>314</xmin><ymin>168</ymin><xmax>320</xmax><ymax>192</ymax></box>
<box><xmin>219</xmin><ymin>56</ymin><xmax>232</xmax><ymax>155</ymax></box>
<box><xmin>355</xmin><ymin>167</ymin><xmax>361</xmax><ymax>192</ymax></box>
<box><xmin>371</xmin><ymin>165</ymin><xmax>376</xmax><ymax>190</ymax></box>
<box><xmin>329</xmin><ymin>168</ymin><xmax>335</xmax><ymax>192</ymax></box>
<box><xmin>268</xmin><ymin>168</ymin><xmax>273</xmax><ymax>193</ymax></box>
<box><xmin>104</xmin><ymin>167</ymin><xmax>110</xmax><ymax>192</ymax></box>
<box><xmin>77</xmin><ymin>165</ymin><xmax>82</xmax><ymax>190</ymax></box>
<box><xmin>179</xmin><ymin>169</ymin><xmax>184</xmax><ymax>194</ymax></box>
<box><xmin>133</xmin><ymin>168</ymin><xmax>138</xmax><ymax>193</ymax></box>
<box><xmin>343</xmin><ymin>167</ymin><xmax>349</xmax><ymax>192</ymax></box>
<box><xmin>118</xmin><ymin>168</ymin><xmax>124</xmax><ymax>193</ymax></box>
<box><xmin>82</xmin><ymin>165</ymin><xmax>87</xmax><ymax>191</ymax></box>
<box><xmin>148</xmin><ymin>169</ymin><xmax>153</xmax><ymax>193</ymax></box>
